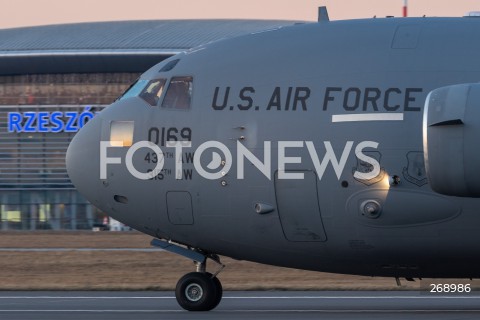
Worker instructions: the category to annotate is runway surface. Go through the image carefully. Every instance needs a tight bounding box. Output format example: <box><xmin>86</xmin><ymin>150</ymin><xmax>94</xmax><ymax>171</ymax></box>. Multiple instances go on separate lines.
<box><xmin>0</xmin><ymin>248</ymin><xmax>163</xmax><ymax>252</ymax></box>
<box><xmin>0</xmin><ymin>291</ymin><xmax>479</xmax><ymax>320</ymax></box>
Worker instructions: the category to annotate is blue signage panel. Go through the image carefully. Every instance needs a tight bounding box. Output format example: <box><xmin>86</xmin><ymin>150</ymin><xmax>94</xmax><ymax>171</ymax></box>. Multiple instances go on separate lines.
<box><xmin>7</xmin><ymin>106</ymin><xmax>99</xmax><ymax>133</ymax></box>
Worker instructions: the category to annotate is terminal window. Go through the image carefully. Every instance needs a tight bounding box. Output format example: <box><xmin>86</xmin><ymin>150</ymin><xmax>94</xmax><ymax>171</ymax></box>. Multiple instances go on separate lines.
<box><xmin>0</xmin><ymin>73</ymin><xmax>140</xmax><ymax>105</ymax></box>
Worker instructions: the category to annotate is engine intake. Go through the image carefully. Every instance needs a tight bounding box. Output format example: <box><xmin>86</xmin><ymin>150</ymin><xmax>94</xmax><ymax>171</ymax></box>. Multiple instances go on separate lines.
<box><xmin>423</xmin><ymin>83</ymin><xmax>480</xmax><ymax>197</ymax></box>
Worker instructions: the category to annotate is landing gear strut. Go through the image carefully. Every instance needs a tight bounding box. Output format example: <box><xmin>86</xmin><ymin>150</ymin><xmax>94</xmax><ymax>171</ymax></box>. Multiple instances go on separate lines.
<box><xmin>151</xmin><ymin>239</ymin><xmax>224</xmax><ymax>311</ymax></box>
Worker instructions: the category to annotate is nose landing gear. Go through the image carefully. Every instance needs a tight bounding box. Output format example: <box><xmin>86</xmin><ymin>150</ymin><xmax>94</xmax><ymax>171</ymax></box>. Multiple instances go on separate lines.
<box><xmin>151</xmin><ymin>238</ymin><xmax>225</xmax><ymax>311</ymax></box>
<box><xmin>176</xmin><ymin>271</ymin><xmax>223</xmax><ymax>311</ymax></box>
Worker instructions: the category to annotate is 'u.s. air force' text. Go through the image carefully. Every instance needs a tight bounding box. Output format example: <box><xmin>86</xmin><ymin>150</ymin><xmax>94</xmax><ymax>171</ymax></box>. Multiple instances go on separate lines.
<box><xmin>211</xmin><ymin>86</ymin><xmax>423</xmax><ymax>112</ymax></box>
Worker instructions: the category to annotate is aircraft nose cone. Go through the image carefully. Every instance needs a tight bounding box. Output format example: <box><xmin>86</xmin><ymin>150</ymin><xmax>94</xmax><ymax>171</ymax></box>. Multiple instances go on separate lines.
<box><xmin>66</xmin><ymin>116</ymin><xmax>103</xmax><ymax>205</ymax></box>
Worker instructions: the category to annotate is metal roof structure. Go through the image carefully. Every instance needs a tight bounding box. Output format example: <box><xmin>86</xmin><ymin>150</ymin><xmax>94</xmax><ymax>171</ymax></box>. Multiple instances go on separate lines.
<box><xmin>0</xmin><ymin>20</ymin><xmax>302</xmax><ymax>75</ymax></box>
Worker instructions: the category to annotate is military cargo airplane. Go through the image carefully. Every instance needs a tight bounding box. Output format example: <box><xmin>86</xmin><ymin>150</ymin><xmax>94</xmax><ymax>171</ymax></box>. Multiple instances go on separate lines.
<box><xmin>67</xmin><ymin>9</ymin><xmax>480</xmax><ymax>311</ymax></box>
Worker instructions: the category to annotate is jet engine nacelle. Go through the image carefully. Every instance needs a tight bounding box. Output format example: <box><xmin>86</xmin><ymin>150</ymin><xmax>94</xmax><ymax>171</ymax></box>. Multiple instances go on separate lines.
<box><xmin>423</xmin><ymin>83</ymin><xmax>480</xmax><ymax>197</ymax></box>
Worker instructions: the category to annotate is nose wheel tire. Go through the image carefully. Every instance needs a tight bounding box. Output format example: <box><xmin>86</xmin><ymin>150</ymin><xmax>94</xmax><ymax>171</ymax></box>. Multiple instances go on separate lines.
<box><xmin>211</xmin><ymin>275</ymin><xmax>223</xmax><ymax>309</ymax></box>
<box><xmin>175</xmin><ymin>272</ymin><xmax>223</xmax><ymax>311</ymax></box>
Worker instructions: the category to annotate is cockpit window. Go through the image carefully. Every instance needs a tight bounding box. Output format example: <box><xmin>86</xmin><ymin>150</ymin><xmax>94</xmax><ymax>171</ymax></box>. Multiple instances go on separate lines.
<box><xmin>118</xmin><ymin>79</ymin><xmax>148</xmax><ymax>101</ymax></box>
<box><xmin>138</xmin><ymin>79</ymin><xmax>167</xmax><ymax>106</ymax></box>
<box><xmin>161</xmin><ymin>77</ymin><xmax>193</xmax><ymax>110</ymax></box>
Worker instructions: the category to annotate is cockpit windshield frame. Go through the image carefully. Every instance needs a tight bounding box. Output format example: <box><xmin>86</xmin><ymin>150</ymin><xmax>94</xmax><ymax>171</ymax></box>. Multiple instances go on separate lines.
<box><xmin>138</xmin><ymin>78</ymin><xmax>167</xmax><ymax>107</ymax></box>
<box><xmin>117</xmin><ymin>78</ymin><xmax>147</xmax><ymax>101</ymax></box>
<box><xmin>161</xmin><ymin>76</ymin><xmax>193</xmax><ymax>111</ymax></box>
<box><xmin>118</xmin><ymin>78</ymin><xmax>167</xmax><ymax>107</ymax></box>
<box><xmin>118</xmin><ymin>76</ymin><xmax>193</xmax><ymax>110</ymax></box>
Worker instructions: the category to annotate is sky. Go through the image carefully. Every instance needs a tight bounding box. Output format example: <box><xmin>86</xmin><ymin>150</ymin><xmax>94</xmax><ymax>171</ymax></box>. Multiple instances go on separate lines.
<box><xmin>0</xmin><ymin>0</ymin><xmax>478</xmax><ymax>29</ymax></box>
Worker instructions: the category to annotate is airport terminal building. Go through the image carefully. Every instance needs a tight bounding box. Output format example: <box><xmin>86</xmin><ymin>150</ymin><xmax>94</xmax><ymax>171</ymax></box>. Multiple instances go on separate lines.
<box><xmin>0</xmin><ymin>20</ymin><xmax>299</xmax><ymax>230</ymax></box>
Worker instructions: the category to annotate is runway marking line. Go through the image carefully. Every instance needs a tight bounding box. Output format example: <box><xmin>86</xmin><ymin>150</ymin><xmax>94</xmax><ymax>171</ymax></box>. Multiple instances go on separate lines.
<box><xmin>0</xmin><ymin>295</ymin><xmax>479</xmax><ymax>299</ymax></box>
<box><xmin>2</xmin><ymin>294</ymin><xmax>480</xmax><ymax>313</ymax></box>
<box><xmin>0</xmin><ymin>309</ymin><xmax>480</xmax><ymax>313</ymax></box>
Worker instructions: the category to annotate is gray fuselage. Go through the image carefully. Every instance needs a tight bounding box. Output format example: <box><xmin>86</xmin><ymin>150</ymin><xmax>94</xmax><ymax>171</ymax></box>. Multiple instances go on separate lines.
<box><xmin>67</xmin><ymin>17</ymin><xmax>480</xmax><ymax>278</ymax></box>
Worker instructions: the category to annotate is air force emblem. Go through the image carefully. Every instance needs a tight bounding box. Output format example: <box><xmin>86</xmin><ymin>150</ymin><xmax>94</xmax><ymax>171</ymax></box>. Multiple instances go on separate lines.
<box><xmin>402</xmin><ymin>151</ymin><xmax>428</xmax><ymax>187</ymax></box>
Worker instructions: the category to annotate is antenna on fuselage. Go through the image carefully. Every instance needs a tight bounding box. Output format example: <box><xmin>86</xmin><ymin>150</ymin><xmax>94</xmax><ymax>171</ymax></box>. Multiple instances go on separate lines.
<box><xmin>318</xmin><ymin>6</ymin><xmax>330</xmax><ymax>22</ymax></box>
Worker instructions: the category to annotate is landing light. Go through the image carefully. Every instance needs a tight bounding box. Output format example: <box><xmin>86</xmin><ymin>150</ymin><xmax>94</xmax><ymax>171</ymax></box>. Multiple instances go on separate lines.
<box><xmin>389</xmin><ymin>175</ymin><xmax>401</xmax><ymax>186</ymax></box>
<box><xmin>110</xmin><ymin>121</ymin><xmax>134</xmax><ymax>147</ymax></box>
<box><xmin>379</xmin><ymin>174</ymin><xmax>391</xmax><ymax>189</ymax></box>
